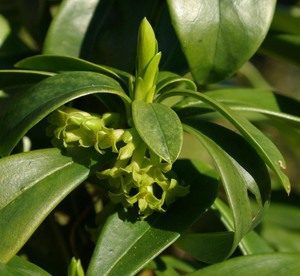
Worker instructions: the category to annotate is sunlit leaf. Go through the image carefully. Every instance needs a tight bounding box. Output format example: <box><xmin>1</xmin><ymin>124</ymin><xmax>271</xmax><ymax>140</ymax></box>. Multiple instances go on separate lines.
<box><xmin>166</xmin><ymin>0</ymin><xmax>276</xmax><ymax>84</ymax></box>
<box><xmin>0</xmin><ymin>255</ymin><xmax>50</xmax><ymax>275</ymax></box>
<box><xmin>0</xmin><ymin>148</ymin><xmax>112</xmax><ymax>263</ymax></box>
<box><xmin>190</xmin><ymin>253</ymin><xmax>300</xmax><ymax>275</ymax></box>
<box><xmin>132</xmin><ymin>100</ymin><xmax>183</xmax><ymax>163</ymax></box>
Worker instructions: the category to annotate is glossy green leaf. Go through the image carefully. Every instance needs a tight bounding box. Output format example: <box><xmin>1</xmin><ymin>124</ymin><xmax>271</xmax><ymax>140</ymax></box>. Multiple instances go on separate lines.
<box><xmin>183</xmin><ymin>124</ymin><xmax>266</xmax><ymax>261</ymax></box>
<box><xmin>0</xmin><ymin>255</ymin><xmax>50</xmax><ymax>276</ymax></box>
<box><xmin>181</xmin><ymin>89</ymin><xmax>300</xmax><ymax>126</ymax></box>
<box><xmin>156</xmin><ymin>71</ymin><xmax>197</xmax><ymax>95</ymax></box>
<box><xmin>43</xmin><ymin>0</ymin><xmax>99</xmax><ymax>56</ymax></box>
<box><xmin>15</xmin><ymin>55</ymin><xmax>131</xmax><ymax>84</ymax></box>
<box><xmin>158</xmin><ymin>90</ymin><xmax>291</xmax><ymax>194</ymax></box>
<box><xmin>0</xmin><ymin>147</ymin><xmax>111</xmax><ymax>263</ymax></box>
<box><xmin>204</xmin><ymin>89</ymin><xmax>300</xmax><ymax>116</ymax></box>
<box><xmin>186</xmin><ymin>121</ymin><xmax>271</xmax><ymax>219</ymax></box>
<box><xmin>0</xmin><ymin>70</ymin><xmax>53</xmax><ymax>88</ymax></box>
<box><xmin>0</xmin><ymin>71</ymin><xmax>129</xmax><ymax>157</ymax></box>
<box><xmin>86</xmin><ymin>159</ymin><xmax>218</xmax><ymax>276</ymax></box>
<box><xmin>132</xmin><ymin>100</ymin><xmax>183</xmax><ymax>163</ymax></box>
<box><xmin>190</xmin><ymin>253</ymin><xmax>300</xmax><ymax>275</ymax></box>
<box><xmin>166</xmin><ymin>0</ymin><xmax>276</xmax><ymax>84</ymax></box>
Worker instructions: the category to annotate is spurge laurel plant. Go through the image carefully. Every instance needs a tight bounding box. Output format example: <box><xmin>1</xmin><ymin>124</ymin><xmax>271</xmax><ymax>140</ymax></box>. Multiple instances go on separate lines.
<box><xmin>1</xmin><ymin>7</ymin><xmax>300</xmax><ymax>276</ymax></box>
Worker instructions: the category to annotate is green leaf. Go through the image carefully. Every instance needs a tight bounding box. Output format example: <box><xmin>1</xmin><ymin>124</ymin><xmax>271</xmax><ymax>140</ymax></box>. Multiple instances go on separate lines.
<box><xmin>156</xmin><ymin>255</ymin><xmax>196</xmax><ymax>275</ymax></box>
<box><xmin>43</xmin><ymin>0</ymin><xmax>99</xmax><ymax>56</ymax></box>
<box><xmin>0</xmin><ymin>71</ymin><xmax>129</xmax><ymax>157</ymax></box>
<box><xmin>239</xmin><ymin>230</ymin><xmax>274</xmax><ymax>255</ymax></box>
<box><xmin>0</xmin><ymin>147</ymin><xmax>111</xmax><ymax>263</ymax></box>
<box><xmin>176</xmin><ymin>232</ymin><xmax>234</xmax><ymax>264</ymax></box>
<box><xmin>264</xmin><ymin>203</ymin><xmax>300</xmax><ymax>231</ymax></box>
<box><xmin>132</xmin><ymin>100</ymin><xmax>183</xmax><ymax>163</ymax></box>
<box><xmin>158</xmin><ymin>90</ymin><xmax>291</xmax><ymax>194</ymax></box>
<box><xmin>0</xmin><ymin>255</ymin><xmax>50</xmax><ymax>276</ymax></box>
<box><xmin>166</xmin><ymin>0</ymin><xmax>276</xmax><ymax>84</ymax></box>
<box><xmin>179</xmin><ymin>89</ymin><xmax>300</xmax><ymax>126</ymax></box>
<box><xmin>86</xmin><ymin>159</ymin><xmax>218</xmax><ymax>276</ymax></box>
<box><xmin>15</xmin><ymin>55</ymin><xmax>131</xmax><ymax>84</ymax></box>
<box><xmin>79</xmin><ymin>0</ymin><xmax>164</xmax><ymax>72</ymax></box>
<box><xmin>156</xmin><ymin>71</ymin><xmax>197</xmax><ymax>95</ymax></box>
<box><xmin>0</xmin><ymin>70</ymin><xmax>53</xmax><ymax>88</ymax></box>
<box><xmin>204</xmin><ymin>89</ymin><xmax>300</xmax><ymax>116</ymax></box>
<box><xmin>184</xmin><ymin>121</ymin><xmax>271</xmax><ymax>208</ymax></box>
<box><xmin>211</xmin><ymin>198</ymin><xmax>274</xmax><ymax>256</ymax></box>
<box><xmin>189</xmin><ymin>253</ymin><xmax>300</xmax><ymax>275</ymax></box>
<box><xmin>182</xmin><ymin>124</ymin><xmax>270</xmax><ymax>261</ymax></box>
<box><xmin>261</xmin><ymin>203</ymin><xmax>300</xmax><ymax>253</ymax></box>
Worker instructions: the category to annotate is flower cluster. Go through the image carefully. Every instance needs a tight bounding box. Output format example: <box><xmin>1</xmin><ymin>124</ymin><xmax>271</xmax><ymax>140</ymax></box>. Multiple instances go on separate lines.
<box><xmin>48</xmin><ymin>106</ymin><xmax>189</xmax><ymax>218</ymax></box>
<box><xmin>47</xmin><ymin>106</ymin><xmax>124</xmax><ymax>154</ymax></box>
<box><xmin>96</xmin><ymin>128</ymin><xmax>189</xmax><ymax>219</ymax></box>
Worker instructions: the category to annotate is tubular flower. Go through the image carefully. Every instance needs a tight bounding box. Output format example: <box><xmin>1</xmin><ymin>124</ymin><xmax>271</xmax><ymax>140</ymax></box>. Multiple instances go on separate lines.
<box><xmin>49</xmin><ymin>107</ymin><xmax>189</xmax><ymax>219</ymax></box>
<box><xmin>96</xmin><ymin>129</ymin><xmax>189</xmax><ymax>219</ymax></box>
<box><xmin>47</xmin><ymin>106</ymin><xmax>124</xmax><ymax>154</ymax></box>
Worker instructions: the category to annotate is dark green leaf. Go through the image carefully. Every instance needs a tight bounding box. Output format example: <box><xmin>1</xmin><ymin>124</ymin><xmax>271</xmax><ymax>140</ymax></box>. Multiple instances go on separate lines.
<box><xmin>204</xmin><ymin>89</ymin><xmax>300</xmax><ymax>117</ymax></box>
<box><xmin>0</xmin><ymin>147</ymin><xmax>112</xmax><ymax>263</ymax></box>
<box><xmin>80</xmin><ymin>0</ymin><xmax>163</xmax><ymax>72</ymax></box>
<box><xmin>158</xmin><ymin>90</ymin><xmax>291</xmax><ymax>194</ymax></box>
<box><xmin>189</xmin><ymin>253</ymin><xmax>300</xmax><ymax>275</ymax></box>
<box><xmin>43</xmin><ymin>0</ymin><xmax>100</xmax><ymax>57</ymax></box>
<box><xmin>184</xmin><ymin>121</ymin><xmax>271</xmax><ymax>220</ymax></box>
<box><xmin>156</xmin><ymin>71</ymin><xmax>197</xmax><ymax>95</ymax></box>
<box><xmin>0</xmin><ymin>70</ymin><xmax>53</xmax><ymax>88</ymax></box>
<box><xmin>15</xmin><ymin>55</ymin><xmax>131</xmax><ymax>85</ymax></box>
<box><xmin>0</xmin><ymin>255</ymin><xmax>50</xmax><ymax>275</ymax></box>
<box><xmin>132</xmin><ymin>100</ymin><xmax>183</xmax><ymax>163</ymax></box>
<box><xmin>86</xmin><ymin>159</ymin><xmax>218</xmax><ymax>276</ymax></box>
<box><xmin>0</xmin><ymin>71</ymin><xmax>129</xmax><ymax>157</ymax></box>
<box><xmin>166</xmin><ymin>0</ymin><xmax>276</xmax><ymax>84</ymax></box>
<box><xmin>176</xmin><ymin>88</ymin><xmax>300</xmax><ymax>129</ymax></box>
<box><xmin>183</xmin><ymin>124</ymin><xmax>268</xmax><ymax>261</ymax></box>
<box><xmin>176</xmin><ymin>232</ymin><xmax>234</xmax><ymax>264</ymax></box>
